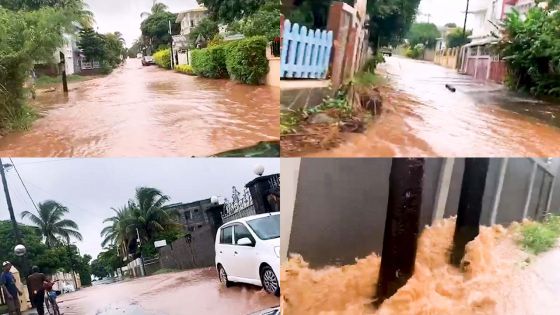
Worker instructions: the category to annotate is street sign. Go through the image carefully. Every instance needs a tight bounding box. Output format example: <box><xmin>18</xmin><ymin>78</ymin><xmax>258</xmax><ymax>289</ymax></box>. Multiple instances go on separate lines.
<box><xmin>154</xmin><ymin>240</ymin><xmax>167</xmax><ymax>248</ymax></box>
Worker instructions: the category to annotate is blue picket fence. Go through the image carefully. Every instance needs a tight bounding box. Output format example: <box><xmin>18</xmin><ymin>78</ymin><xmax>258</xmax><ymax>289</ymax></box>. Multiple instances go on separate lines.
<box><xmin>281</xmin><ymin>19</ymin><xmax>333</xmax><ymax>79</ymax></box>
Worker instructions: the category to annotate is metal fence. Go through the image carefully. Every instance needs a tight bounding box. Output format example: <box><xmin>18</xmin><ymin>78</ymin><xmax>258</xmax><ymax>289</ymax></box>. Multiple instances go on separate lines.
<box><xmin>222</xmin><ymin>186</ymin><xmax>256</xmax><ymax>223</ymax></box>
<box><xmin>281</xmin><ymin>19</ymin><xmax>333</xmax><ymax>79</ymax></box>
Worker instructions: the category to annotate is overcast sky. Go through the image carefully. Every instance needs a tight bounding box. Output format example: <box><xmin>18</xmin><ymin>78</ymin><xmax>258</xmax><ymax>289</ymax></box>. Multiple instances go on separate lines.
<box><xmin>0</xmin><ymin>158</ymin><xmax>279</xmax><ymax>259</ymax></box>
<box><xmin>417</xmin><ymin>0</ymin><xmax>487</xmax><ymax>27</ymax></box>
<box><xmin>85</xmin><ymin>0</ymin><xmax>199</xmax><ymax>46</ymax></box>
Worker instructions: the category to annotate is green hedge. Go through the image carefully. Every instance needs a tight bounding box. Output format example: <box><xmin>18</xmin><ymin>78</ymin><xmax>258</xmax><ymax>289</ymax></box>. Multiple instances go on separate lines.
<box><xmin>225</xmin><ymin>36</ymin><xmax>269</xmax><ymax>85</ymax></box>
<box><xmin>191</xmin><ymin>45</ymin><xmax>228</xmax><ymax>79</ymax></box>
<box><xmin>153</xmin><ymin>49</ymin><xmax>171</xmax><ymax>69</ymax></box>
<box><xmin>175</xmin><ymin>64</ymin><xmax>195</xmax><ymax>75</ymax></box>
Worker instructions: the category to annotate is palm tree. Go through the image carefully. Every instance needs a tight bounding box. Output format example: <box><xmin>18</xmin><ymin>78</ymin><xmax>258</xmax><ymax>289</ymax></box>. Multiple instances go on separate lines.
<box><xmin>100</xmin><ymin>204</ymin><xmax>133</xmax><ymax>257</ymax></box>
<box><xmin>127</xmin><ymin>187</ymin><xmax>179</xmax><ymax>243</ymax></box>
<box><xmin>140</xmin><ymin>0</ymin><xmax>169</xmax><ymax>19</ymax></box>
<box><xmin>21</xmin><ymin>200</ymin><xmax>83</xmax><ymax>248</ymax></box>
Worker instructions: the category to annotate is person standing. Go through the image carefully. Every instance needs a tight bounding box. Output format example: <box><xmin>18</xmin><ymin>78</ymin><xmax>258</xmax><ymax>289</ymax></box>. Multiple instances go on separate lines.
<box><xmin>0</xmin><ymin>261</ymin><xmax>22</xmax><ymax>315</ymax></box>
<box><xmin>27</xmin><ymin>266</ymin><xmax>48</xmax><ymax>315</ymax></box>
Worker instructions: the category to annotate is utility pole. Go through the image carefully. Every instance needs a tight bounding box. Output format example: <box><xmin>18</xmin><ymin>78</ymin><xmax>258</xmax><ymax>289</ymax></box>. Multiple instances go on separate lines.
<box><xmin>67</xmin><ymin>236</ymin><xmax>78</xmax><ymax>290</ymax></box>
<box><xmin>463</xmin><ymin>0</ymin><xmax>470</xmax><ymax>37</ymax></box>
<box><xmin>0</xmin><ymin>159</ymin><xmax>22</xmax><ymax>244</ymax></box>
<box><xmin>376</xmin><ymin>158</ymin><xmax>424</xmax><ymax>306</ymax></box>
<box><xmin>168</xmin><ymin>20</ymin><xmax>174</xmax><ymax>69</ymax></box>
<box><xmin>136</xmin><ymin>228</ymin><xmax>146</xmax><ymax>276</ymax></box>
<box><xmin>59</xmin><ymin>52</ymin><xmax>68</xmax><ymax>93</ymax></box>
<box><xmin>450</xmin><ymin>158</ymin><xmax>489</xmax><ymax>267</ymax></box>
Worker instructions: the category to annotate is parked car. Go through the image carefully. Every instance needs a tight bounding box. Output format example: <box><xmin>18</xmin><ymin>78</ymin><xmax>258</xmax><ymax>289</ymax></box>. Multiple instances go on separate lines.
<box><xmin>215</xmin><ymin>212</ymin><xmax>280</xmax><ymax>296</ymax></box>
<box><xmin>141</xmin><ymin>55</ymin><xmax>154</xmax><ymax>66</ymax></box>
<box><xmin>248</xmin><ymin>306</ymin><xmax>280</xmax><ymax>315</ymax></box>
<box><xmin>380</xmin><ymin>47</ymin><xmax>393</xmax><ymax>57</ymax></box>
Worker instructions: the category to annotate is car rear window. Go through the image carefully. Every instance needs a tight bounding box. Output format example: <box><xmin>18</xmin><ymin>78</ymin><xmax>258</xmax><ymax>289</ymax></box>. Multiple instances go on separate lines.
<box><xmin>220</xmin><ymin>226</ymin><xmax>233</xmax><ymax>244</ymax></box>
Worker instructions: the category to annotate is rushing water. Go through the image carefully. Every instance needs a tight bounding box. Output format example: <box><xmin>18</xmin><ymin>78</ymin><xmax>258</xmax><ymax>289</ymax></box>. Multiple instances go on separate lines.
<box><xmin>57</xmin><ymin>268</ymin><xmax>278</xmax><ymax>315</ymax></box>
<box><xmin>0</xmin><ymin>59</ymin><xmax>279</xmax><ymax>157</ymax></box>
<box><xmin>281</xmin><ymin>218</ymin><xmax>560</xmax><ymax>315</ymax></box>
<box><xmin>308</xmin><ymin>56</ymin><xmax>560</xmax><ymax>157</ymax></box>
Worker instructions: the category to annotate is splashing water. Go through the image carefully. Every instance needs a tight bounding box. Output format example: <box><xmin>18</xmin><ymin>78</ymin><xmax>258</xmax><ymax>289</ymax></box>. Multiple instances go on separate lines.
<box><xmin>281</xmin><ymin>218</ymin><xmax>560</xmax><ymax>314</ymax></box>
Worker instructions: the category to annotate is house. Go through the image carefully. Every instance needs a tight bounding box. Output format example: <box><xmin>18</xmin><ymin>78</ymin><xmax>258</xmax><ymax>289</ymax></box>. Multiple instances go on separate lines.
<box><xmin>458</xmin><ymin>0</ymin><xmax>536</xmax><ymax>81</ymax></box>
<box><xmin>164</xmin><ymin>198</ymin><xmax>217</xmax><ymax>233</ymax></box>
<box><xmin>172</xmin><ymin>6</ymin><xmax>208</xmax><ymax>65</ymax></box>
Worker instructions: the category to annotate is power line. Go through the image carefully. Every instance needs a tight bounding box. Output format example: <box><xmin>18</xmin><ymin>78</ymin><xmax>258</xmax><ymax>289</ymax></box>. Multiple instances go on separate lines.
<box><xmin>9</xmin><ymin>158</ymin><xmax>40</xmax><ymax>213</ymax></box>
<box><xmin>15</xmin><ymin>158</ymin><xmax>75</xmax><ymax>167</ymax></box>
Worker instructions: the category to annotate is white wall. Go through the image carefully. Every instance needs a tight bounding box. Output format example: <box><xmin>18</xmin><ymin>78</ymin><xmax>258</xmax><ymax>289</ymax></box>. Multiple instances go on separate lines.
<box><xmin>280</xmin><ymin>158</ymin><xmax>300</xmax><ymax>264</ymax></box>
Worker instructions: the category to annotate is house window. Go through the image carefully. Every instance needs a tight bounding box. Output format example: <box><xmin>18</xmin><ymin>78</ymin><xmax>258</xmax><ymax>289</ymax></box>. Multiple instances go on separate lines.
<box><xmin>190</xmin><ymin>20</ymin><xmax>194</xmax><ymax>27</ymax></box>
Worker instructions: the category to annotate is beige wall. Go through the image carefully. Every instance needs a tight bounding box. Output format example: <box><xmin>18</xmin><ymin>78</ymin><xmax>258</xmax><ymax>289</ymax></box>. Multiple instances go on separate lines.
<box><xmin>280</xmin><ymin>158</ymin><xmax>300</xmax><ymax>263</ymax></box>
<box><xmin>266</xmin><ymin>57</ymin><xmax>280</xmax><ymax>87</ymax></box>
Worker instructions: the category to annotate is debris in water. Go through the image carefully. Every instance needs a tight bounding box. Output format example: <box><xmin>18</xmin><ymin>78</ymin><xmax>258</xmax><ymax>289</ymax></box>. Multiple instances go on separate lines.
<box><xmin>445</xmin><ymin>84</ymin><xmax>456</xmax><ymax>92</ymax></box>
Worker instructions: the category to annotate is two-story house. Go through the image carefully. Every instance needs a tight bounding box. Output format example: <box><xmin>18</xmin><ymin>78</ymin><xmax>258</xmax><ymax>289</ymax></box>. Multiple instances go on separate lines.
<box><xmin>172</xmin><ymin>6</ymin><xmax>208</xmax><ymax>65</ymax></box>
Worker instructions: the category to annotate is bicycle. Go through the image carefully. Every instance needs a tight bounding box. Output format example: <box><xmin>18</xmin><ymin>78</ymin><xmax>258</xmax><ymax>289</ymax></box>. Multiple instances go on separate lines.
<box><xmin>44</xmin><ymin>289</ymin><xmax>61</xmax><ymax>315</ymax></box>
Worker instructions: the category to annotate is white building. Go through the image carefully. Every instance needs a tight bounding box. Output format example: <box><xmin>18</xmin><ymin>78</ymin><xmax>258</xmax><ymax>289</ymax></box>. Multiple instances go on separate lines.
<box><xmin>172</xmin><ymin>6</ymin><xmax>208</xmax><ymax>66</ymax></box>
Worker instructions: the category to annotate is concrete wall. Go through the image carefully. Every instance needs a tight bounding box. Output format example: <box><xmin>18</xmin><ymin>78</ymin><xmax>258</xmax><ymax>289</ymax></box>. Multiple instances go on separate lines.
<box><xmin>266</xmin><ymin>56</ymin><xmax>280</xmax><ymax>87</ymax></box>
<box><xmin>158</xmin><ymin>225</ymin><xmax>216</xmax><ymax>270</ymax></box>
<box><xmin>285</xmin><ymin>158</ymin><xmax>560</xmax><ymax>268</ymax></box>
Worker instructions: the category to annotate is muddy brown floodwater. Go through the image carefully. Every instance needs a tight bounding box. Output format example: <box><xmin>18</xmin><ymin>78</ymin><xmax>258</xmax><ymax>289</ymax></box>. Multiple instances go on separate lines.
<box><xmin>57</xmin><ymin>268</ymin><xmax>279</xmax><ymax>315</ymax></box>
<box><xmin>308</xmin><ymin>56</ymin><xmax>560</xmax><ymax>157</ymax></box>
<box><xmin>0</xmin><ymin>58</ymin><xmax>279</xmax><ymax>157</ymax></box>
<box><xmin>281</xmin><ymin>218</ymin><xmax>560</xmax><ymax>315</ymax></box>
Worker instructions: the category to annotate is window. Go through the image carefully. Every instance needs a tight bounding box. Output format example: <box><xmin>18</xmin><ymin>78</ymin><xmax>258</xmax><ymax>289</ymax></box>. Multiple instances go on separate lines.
<box><xmin>220</xmin><ymin>226</ymin><xmax>233</xmax><ymax>244</ymax></box>
<box><xmin>247</xmin><ymin>214</ymin><xmax>280</xmax><ymax>240</ymax></box>
<box><xmin>190</xmin><ymin>20</ymin><xmax>194</xmax><ymax>27</ymax></box>
<box><xmin>184</xmin><ymin>211</ymin><xmax>191</xmax><ymax>222</ymax></box>
<box><xmin>234</xmin><ymin>224</ymin><xmax>255</xmax><ymax>245</ymax></box>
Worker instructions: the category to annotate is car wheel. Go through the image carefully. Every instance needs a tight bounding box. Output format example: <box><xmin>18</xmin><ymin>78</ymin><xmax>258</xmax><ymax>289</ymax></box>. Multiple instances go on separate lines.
<box><xmin>218</xmin><ymin>265</ymin><xmax>233</xmax><ymax>288</ymax></box>
<box><xmin>260</xmin><ymin>265</ymin><xmax>280</xmax><ymax>296</ymax></box>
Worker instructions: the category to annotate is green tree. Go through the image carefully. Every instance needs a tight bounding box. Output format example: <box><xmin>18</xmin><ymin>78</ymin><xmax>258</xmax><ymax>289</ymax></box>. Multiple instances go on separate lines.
<box><xmin>446</xmin><ymin>28</ymin><xmax>472</xmax><ymax>48</ymax></box>
<box><xmin>140</xmin><ymin>10</ymin><xmax>178</xmax><ymax>52</ymax></box>
<box><xmin>198</xmin><ymin>0</ymin><xmax>266</xmax><ymax>24</ymax></box>
<box><xmin>20</xmin><ymin>200</ymin><xmax>83</xmax><ymax>248</ymax></box>
<box><xmin>140</xmin><ymin>0</ymin><xmax>169</xmax><ymax>19</ymax></box>
<box><xmin>100</xmin><ymin>204</ymin><xmax>133</xmax><ymax>258</ymax></box>
<box><xmin>406</xmin><ymin>22</ymin><xmax>440</xmax><ymax>48</ymax></box>
<box><xmin>284</xmin><ymin>0</ymin><xmax>422</xmax><ymax>51</ymax></box>
<box><xmin>0</xmin><ymin>0</ymin><xmax>95</xmax><ymax>27</ymax></box>
<box><xmin>0</xmin><ymin>7</ymin><xmax>74</xmax><ymax>130</ymax></box>
<box><xmin>188</xmin><ymin>17</ymin><xmax>220</xmax><ymax>48</ymax></box>
<box><xmin>498</xmin><ymin>8</ymin><xmax>560</xmax><ymax>96</ymax></box>
<box><xmin>104</xmin><ymin>32</ymin><xmax>126</xmax><ymax>67</ymax></box>
<box><xmin>239</xmin><ymin>0</ymin><xmax>280</xmax><ymax>40</ymax></box>
<box><xmin>78</xmin><ymin>27</ymin><xmax>107</xmax><ymax>62</ymax></box>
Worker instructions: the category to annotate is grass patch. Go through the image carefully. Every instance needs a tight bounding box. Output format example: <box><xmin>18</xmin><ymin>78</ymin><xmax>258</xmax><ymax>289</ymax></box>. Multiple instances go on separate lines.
<box><xmin>35</xmin><ymin>74</ymin><xmax>91</xmax><ymax>88</ymax></box>
<box><xmin>1</xmin><ymin>102</ymin><xmax>38</xmax><ymax>131</ymax></box>
<box><xmin>281</xmin><ymin>109</ymin><xmax>305</xmax><ymax>135</ymax></box>
<box><xmin>152</xmin><ymin>268</ymin><xmax>180</xmax><ymax>275</ymax></box>
<box><xmin>352</xmin><ymin>71</ymin><xmax>384</xmax><ymax>89</ymax></box>
<box><xmin>519</xmin><ymin>214</ymin><xmax>560</xmax><ymax>255</ymax></box>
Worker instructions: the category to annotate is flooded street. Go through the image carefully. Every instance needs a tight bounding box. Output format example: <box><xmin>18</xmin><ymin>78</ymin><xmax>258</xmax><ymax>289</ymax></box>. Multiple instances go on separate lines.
<box><xmin>56</xmin><ymin>268</ymin><xmax>278</xmax><ymax>315</ymax></box>
<box><xmin>309</xmin><ymin>56</ymin><xmax>560</xmax><ymax>157</ymax></box>
<box><xmin>0</xmin><ymin>59</ymin><xmax>279</xmax><ymax>157</ymax></box>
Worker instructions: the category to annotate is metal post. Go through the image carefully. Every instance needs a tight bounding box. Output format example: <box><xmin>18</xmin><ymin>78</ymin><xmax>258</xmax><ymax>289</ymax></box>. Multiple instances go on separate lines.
<box><xmin>376</xmin><ymin>158</ymin><xmax>424</xmax><ymax>305</ymax></box>
<box><xmin>0</xmin><ymin>159</ymin><xmax>22</xmax><ymax>244</ymax></box>
<box><xmin>59</xmin><ymin>52</ymin><xmax>68</xmax><ymax>93</ymax></box>
<box><xmin>450</xmin><ymin>158</ymin><xmax>489</xmax><ymax>267</ymax></box>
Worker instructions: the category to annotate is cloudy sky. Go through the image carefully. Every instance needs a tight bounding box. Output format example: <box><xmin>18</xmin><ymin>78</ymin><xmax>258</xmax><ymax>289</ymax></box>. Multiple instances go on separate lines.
<box><xmin>85</xmin><ymin>0</ymin><xmax>199</xmax><ymax>46</ymax></box>
<box><xmin>416</xmin><ymin>0</ymin><xmax>487</xmax><ymax>27</ymax></box>
<box><xmin>0</xmin><ymin>158</ymin><xmax>279</xmax><ymax>258</ymax></box>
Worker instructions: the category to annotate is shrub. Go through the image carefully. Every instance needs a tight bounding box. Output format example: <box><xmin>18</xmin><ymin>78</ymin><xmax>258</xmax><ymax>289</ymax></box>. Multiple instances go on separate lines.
<box><xmin>191</xmin><ymin>45</ymin><xmax>228</xmax><ymax>79</ymax></box>
<box><xmin>519</xmin><ymin>215</ymin><xmax>560</xmax><ymax>255</ymax></box>
<box><xmin>405</xmin><ymin>44</ymin><xmax>424</xmax><ymax>59</ymax></box>
<box><xmin>225</xmin><ymin>36</ymin><xmax>268</xmax><ymax>85</ymax></box>
<box><xmin>175</xmin><ymin>64</ymin><xmax>195</xmax><ymax>75</ymax></box>
<box><xmin>361</xmin><ymin>53</ymin><xmax>385</xmax><ymax>73</ymax></box>
<box><xmin>153</xmin><ymin>49</ymin><xmax>171</xmax><ymax>69</ymax></box>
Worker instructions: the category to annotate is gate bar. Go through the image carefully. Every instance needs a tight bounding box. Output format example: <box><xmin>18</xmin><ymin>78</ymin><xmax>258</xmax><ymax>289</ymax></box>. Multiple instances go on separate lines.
<box><xmin>450</xmin><ymin>158</ymin><xmax>489</xmax><ymax>267</ymax></box>
<box><xmin>375</xmin><ymin>158</ymin><xmax>424</xmax><ymax>305</ymax></box>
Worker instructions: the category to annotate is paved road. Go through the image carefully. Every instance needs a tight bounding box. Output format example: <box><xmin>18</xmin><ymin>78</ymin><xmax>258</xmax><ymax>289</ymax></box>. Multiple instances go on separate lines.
<box><xmin>54</xmin><ymin>268</ymin><xmax>279</xmax><ymax>315</ymax></box>
<box><xmin>0</xmin><ymin>59</ymin><xmax>279</xmax><ymax>157</ymax></box>
<box><xmin>310</xmin><ymin>56</ymin><xmax>560</xmax><ymax>157</ymax></box>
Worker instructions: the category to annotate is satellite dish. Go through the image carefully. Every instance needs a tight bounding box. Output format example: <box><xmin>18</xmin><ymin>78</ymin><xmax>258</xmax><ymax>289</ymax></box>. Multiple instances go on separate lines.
<box><xmin>14</xmin><ymin>244</ymin><xmax>26</xmax><ymax>257</ymax></box>
<box><xmin>210</xmin><ymin>196</ymin><xmax>219</xmax><ymax>205</ymax></box>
